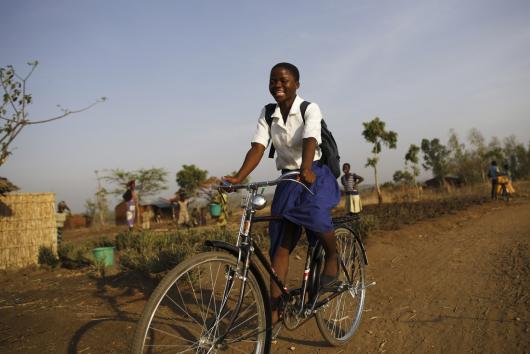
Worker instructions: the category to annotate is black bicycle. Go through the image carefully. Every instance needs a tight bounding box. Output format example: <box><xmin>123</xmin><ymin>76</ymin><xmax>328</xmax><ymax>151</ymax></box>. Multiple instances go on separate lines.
<box><xmin>131</xmin><ymin>171</ymin><xmax>372</xmax><ymax>353</ymax></box>
<box><xmin>498</xmin><ymin>175</ymin><xmax>510</xmax><ymax>203</ymax></box>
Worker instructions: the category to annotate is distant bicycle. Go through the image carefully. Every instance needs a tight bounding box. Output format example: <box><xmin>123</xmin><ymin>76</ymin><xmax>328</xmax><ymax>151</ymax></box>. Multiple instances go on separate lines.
<box><xmin>497</xmin><ymin>175</ymin><xmax>512</xmax><ymax>203</ymax></box>
<box><xmin>131</xmin><ymin>171</ymin><xmax>373</xmax><ymax>353</ymax></box>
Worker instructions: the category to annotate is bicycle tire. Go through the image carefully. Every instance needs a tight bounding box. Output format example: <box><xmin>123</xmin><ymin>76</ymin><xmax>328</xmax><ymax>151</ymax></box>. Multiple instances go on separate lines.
<box><xmin>131</xmin><ymin>251</ymin><xmax>270</xmax><ymax>353</ymax></box>
<box><xmin>315</xmin><ymin>227</ymin><xmax>366</xmax><ymax>346</ymax></box>
<box><xmin>502</xmin><ymin>185</ymin><xmax>509</xmax><ymax>203</ymax></box>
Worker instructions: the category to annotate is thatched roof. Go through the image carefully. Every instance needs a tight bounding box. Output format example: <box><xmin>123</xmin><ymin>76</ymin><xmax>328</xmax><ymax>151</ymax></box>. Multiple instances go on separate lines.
<box><xmin>0</xmin><ymin>177</ymin><xmax>19</xmax><ymax>195</ymax></box>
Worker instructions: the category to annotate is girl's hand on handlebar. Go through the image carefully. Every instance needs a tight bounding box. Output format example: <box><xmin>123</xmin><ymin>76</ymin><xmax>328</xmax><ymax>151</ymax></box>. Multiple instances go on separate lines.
<box><xmin>223</xmin><ymin>175</ymin><xmax>242</xmax><ymax>184</ymax></box>
<box><xmin>221</xmin><ymin>175</ymin><xmax>242</xmax><ymax>193</ymax></box>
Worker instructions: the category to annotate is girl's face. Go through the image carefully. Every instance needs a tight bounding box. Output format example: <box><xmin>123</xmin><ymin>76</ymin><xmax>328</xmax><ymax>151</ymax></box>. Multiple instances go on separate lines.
<box><xmin>269</xmin><ymin>67</ymin><xmax>299</xmax><ymax>106</ymax></box>
<box><xmin>343</xmin><ymin>165</ymin><xmax>350</xmax><ymax>174</ymax></box>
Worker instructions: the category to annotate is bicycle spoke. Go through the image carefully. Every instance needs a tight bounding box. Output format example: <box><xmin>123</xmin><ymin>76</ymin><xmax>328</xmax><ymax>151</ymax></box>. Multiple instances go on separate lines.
<box><xmin>133</xmin><ymin>252</ymin><xmax>268</xmax><ymax>354</ymax></box>
<box><xmin>186</xmin><ymin>270</ymin><xmax>206</xmax><ymax>326</ymax></box>
<box><xmin>162</xmin><ymin>292</ymin><xmax>204</xmax><ymax>329</ymax></box>
<box><xmin>315</xmin><ymin>228</ymin><xmax>366</xmax><ymax>345</ymax></box>
<box><xmin>148</xmin><ymin>326</ymin><xmax>197</xmax><ymax>344</ymax></box>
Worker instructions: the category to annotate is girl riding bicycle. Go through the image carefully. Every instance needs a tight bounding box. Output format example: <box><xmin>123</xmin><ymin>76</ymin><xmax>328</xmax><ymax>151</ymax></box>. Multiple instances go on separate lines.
<box><xmin>224</xmin><ymin>62</ymin><xmax>341</xmax><ymax>327</ymax></box>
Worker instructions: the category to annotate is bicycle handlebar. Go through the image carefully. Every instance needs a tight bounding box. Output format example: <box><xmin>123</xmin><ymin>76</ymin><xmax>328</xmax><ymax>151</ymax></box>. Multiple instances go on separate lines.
<box><xmin>219</xmin><ymin>171</ymin><xmax>314</xmax><ymax>195</ymax></box>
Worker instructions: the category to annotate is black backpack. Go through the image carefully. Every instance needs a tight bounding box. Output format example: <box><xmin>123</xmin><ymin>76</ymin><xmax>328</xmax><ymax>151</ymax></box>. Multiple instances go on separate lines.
<box><xmin>264</xmin><ymin>101</ymin><xmax>341</xmax><ymax>178</ymax></box>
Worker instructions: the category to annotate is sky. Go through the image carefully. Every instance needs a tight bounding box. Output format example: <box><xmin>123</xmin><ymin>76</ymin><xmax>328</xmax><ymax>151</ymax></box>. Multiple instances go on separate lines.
<box><xmin>1</xmin><ymin>0</ymin><xmax>529</xmax><ymax>212</ymax></box>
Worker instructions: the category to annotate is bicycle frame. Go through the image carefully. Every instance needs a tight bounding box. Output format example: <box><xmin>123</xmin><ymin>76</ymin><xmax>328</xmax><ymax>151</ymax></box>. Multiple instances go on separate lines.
<box><xmin>205</xmin><ymin>172</ymin><xmax>368</xmax><ymax>344</ymax></box>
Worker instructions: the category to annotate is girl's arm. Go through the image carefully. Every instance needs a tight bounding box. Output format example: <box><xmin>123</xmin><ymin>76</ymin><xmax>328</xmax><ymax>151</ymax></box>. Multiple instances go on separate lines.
<box><xmin>224</xmin><ymin>143</ymin><xmax>265</xmax><ymax>184</ymax></box>
<box><xmin>300</xmin><ymin>103</ymin><xmax>321</xmax><ymax>185</ymax></box>
<box><xmin>300</xmin><ymin>137</ymin><xmax>317</xmax><ymax>184</ymax></box>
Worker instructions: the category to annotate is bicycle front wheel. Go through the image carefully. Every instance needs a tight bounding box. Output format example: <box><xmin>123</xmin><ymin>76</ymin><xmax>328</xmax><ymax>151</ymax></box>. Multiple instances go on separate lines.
<box><xmin>131</xmin><ymin>251</ymin><xmax>270</xmax><ymax>353</ymax></box>
<box><xmin>315</xmin><ymin>227</ymin><xmax>366</xmax><ymax>346</ymax></box>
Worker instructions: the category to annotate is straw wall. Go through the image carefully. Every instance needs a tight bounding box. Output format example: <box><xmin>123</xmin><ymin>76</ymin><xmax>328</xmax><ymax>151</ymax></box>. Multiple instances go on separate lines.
<box><xmin>0</xmin><ymin>193</ymin><xmax>56</xmax><ymax>270</ymax></box>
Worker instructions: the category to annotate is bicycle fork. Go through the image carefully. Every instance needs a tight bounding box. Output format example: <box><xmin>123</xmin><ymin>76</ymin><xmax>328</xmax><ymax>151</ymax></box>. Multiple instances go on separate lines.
<box><xmin>210</xmin><ymin>234</ymin><xmax>257</xmax><ymax>348</ymax></box>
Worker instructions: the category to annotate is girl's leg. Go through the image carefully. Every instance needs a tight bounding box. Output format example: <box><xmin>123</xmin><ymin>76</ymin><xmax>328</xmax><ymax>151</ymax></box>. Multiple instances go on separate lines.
<box><xmin>317</xmin><ymin>230</ymin><xmax>339</xmax><ymax>277</ymax></box>
<box><xmin>270</xmin><ymin>221</ymin><xmax>298</xmax><ymax>324</ymax></box>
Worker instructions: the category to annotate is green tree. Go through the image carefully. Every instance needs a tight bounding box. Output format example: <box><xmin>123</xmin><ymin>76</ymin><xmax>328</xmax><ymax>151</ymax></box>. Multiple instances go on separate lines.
<box><xmin>421</xmin><ymin>138</ymin><xmax>450</xmax><ymax>186</ymax></box>
<box><xmin>484</xmin><ymin>136</ymin><xmax>504</xmax><ymax>163</ymax></box>
<box><xmin>502</xmin><ymin>135</ymin><xmax>530</xmax><ymax>180</ymax></box>
<box><xmin>362</xmin><ymin>117</ymin><xmax>398</xmax><ymax>204</ymax></box>
<box><xmin>392</xmin><ymin>170</ymin><xmax>413</xmax><ymax>185</ymax></box>
<box><xmin>0</xmin><ymin>61</ymin><xmax>105</xmax><ymax>167</ymax></box>
<box><xmin>104</xmin><ymin>167</ymin><xmax>168</xmax><ymax>200</ymax></box>
<box><xmin>446</xmin><ymin>129</ymin><xmax>475</xmax><ymax>183</ymax></box>
<box><xmin>405</xmin><ymin>144</ymin><xmax>421</xmax><ymax>186</ymax></box>
<box><xmin>84</xmin><ymin>198</ymin><xmax>97</xmax><ymax>222</ymax></box>
<box><xmin>94</xmin><ymin>170</ymin><xmax>110</xmax><ymax>225</ymax></box>
<box><xmin>467</xmin><ymin>128</ymin><xmax>488</xmax><ymax>183</ymax></box>
<box><xmin>176</xmin><ymin>164</ymin><xmax>208</xmax><ymax>196</ymax></box>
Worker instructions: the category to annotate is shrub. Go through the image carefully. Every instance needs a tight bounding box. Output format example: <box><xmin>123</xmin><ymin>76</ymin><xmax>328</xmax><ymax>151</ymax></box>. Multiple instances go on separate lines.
<box><xmin>116</xmin><ymin>226</ymin><xmax>240</xmax><ymax>276</ymax></box>
<box><xmin>38</xmin><ymin>246</ymin><xmax>59</xmax><ymax>268</ymax></box>
<box><xmin>58</xmin><ymin>242</ymin><xmax>92</xmax><ymax>268</ymax></box>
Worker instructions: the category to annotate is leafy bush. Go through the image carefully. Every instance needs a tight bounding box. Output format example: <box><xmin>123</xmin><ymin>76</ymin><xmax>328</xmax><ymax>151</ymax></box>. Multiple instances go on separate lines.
<box><xmin>38</xmin><ymin>246</ymin><xmax>59</xmax><ymax>268</ymax></box>
<box><xmin>57</xmin><ymin>242</ymin><xmax>93</xmax><ymax>268</ymax></box>
<box><xmin>116</xmin><ymin>226</ymin><xmax>240</xmax><ymax>276</ymax></box>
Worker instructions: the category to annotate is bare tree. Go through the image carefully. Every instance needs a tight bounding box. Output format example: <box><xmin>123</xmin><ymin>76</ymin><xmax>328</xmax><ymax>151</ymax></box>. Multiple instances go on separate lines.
<box><xmin>0</xmin><ymin>61</ymin><xmax>106</xmax><ymax>166</ymax></box>
<box><xmin>103</xmin><ymin>167</ymin><xmax>169</xmax><ymax>200</ymax></box>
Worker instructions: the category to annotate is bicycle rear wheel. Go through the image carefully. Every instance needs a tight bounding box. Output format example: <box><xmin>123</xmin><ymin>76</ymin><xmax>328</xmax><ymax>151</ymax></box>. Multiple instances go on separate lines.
<box><xmin>131</xmin><ymin>251</ymin><xmax>270</xmax><ymax>353</ymax></box>
<box><xmin>502</xmin><ymin>185</ymin><xmax>510</xmax><ymax>203</ymax></box>
<box><xmin>315</xmin><ymin>227</ymin><xmax>366</xmax><ymax>346</ymax></box>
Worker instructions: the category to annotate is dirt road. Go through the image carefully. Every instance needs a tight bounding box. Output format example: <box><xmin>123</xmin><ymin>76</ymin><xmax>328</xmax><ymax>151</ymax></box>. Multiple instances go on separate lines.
<box><xmin>1</xmin><ymin>198</ymin><xmax>529</xmax><ymax>353</ymax></box>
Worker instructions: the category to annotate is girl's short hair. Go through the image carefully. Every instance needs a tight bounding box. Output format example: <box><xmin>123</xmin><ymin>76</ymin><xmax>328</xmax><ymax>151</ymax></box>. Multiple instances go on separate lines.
<box><xmin>342</xmin><ymin>163</ymin><xmax>351</xmax><ymax>169</ymax></box>
<box><xmin>271</xmin><ymin>62</ymin><xmax>300</xmax><ymax>82</ymax></box>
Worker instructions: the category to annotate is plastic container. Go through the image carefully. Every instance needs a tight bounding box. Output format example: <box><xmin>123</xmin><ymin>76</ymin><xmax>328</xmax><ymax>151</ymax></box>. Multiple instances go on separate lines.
<box><xmin>209</xmin><ymin>203</ymin><xmax>222</xmax><ymax>217</ymax></box>
<box><xmin>92</xmin><ymin>247</ymin><xmax>115</xmax><ymax>267</ymax></box>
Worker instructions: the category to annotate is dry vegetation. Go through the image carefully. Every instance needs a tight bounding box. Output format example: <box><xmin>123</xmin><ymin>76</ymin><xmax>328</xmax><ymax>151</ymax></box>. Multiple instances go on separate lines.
<box><xmin>45</xmin><ymin>181</ymin><xmax>529</xmax><ymax>279</ymax></box>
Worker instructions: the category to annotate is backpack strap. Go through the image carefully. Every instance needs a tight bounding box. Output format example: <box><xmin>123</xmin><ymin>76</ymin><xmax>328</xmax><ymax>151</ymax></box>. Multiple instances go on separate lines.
<box><xmin>264</xmin><ymin>104</ymin><xmax>276</xmax><ymax>158</ymax></box>
<box><xmin>300</xmin><ymin>101</ymin><xmax>310</xmax><ymax>123</ymax></box>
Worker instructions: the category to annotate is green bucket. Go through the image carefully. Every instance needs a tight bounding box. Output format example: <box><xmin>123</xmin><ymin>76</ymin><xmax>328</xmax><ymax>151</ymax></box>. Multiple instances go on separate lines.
<box><xmin>209</xmin><ymin>203</ymin><xmax>222</xmax><ymax>217</ymax></box>
<box><xmin>92</xmin><ymin>247</ymin><xmax>115</xmax><ymax>267</ymax></box>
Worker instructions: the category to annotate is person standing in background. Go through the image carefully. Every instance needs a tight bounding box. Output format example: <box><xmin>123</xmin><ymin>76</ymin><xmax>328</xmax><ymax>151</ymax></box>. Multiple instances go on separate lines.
<box><xmin>56</xmin><ymin>200</ymin><xmax>71</xmax><ymax>243</ymax></box>
<box><xmin>488</xmin><ymin>161</ymin><xmax>499</xmax><ymax>200</ymax></box>
<box><xmin>170</xmin><ymin>191</ymin><xmax>190</xmax><ymax>228</ymax></box>
<box><xmin>340</xmin><ymin>163</ymin><xmax>364</xmax><ymax>215</ymax></box>
<box><xmin>123</xmin><ymin>180</ymin><xmax>138</xmax><ymax>230</ymax></box>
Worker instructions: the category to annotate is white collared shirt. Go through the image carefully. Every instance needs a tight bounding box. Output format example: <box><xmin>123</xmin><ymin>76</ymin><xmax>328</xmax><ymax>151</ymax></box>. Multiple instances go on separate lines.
<box><xmin>251</xmin><ymin>95</ymin><xmax>322</xmax><ymax>170</ymax></box>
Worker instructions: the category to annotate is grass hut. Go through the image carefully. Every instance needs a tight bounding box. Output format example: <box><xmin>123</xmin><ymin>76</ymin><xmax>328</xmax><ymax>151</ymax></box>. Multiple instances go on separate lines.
<box><xmin>0</xmin><ymin>193</ymin><xmax>56</xmax><ymax>270</ymax></box>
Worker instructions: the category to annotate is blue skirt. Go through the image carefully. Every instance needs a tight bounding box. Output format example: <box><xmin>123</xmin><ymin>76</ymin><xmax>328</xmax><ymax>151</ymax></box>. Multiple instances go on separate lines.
<box><xmin>269</xmin><ymin>162</ymin><xmax>340</xmax><ymax>258</ymax></box>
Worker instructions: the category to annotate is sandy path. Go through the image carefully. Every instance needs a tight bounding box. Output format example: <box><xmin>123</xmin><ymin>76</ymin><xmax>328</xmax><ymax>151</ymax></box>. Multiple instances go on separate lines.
<box><xmin>0</xmin><ymin>198</ymin><xmax>528</xmax><ymax>353</ymax></box>
<box><xmin>274</xmin><ymin>199</ymin><xmax>530</xmax><ymax>353</ymax></box>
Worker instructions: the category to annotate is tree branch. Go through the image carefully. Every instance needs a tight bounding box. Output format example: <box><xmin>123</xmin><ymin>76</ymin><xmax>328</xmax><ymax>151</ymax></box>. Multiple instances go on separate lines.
<box><xmin>0</xmin><ymin>73</ymin><xmax>21</xmax><ymax>116</ymax></box>
<box><xmin>25</xmin><ymin>97</ymin><xmax>107</xmax><ymax>125</ymax></box>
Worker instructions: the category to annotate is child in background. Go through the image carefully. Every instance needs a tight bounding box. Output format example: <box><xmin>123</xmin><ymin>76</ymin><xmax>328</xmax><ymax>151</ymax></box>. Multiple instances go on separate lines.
<box><xmin>340</xmin><ymin>163</ymin><xmax>364</xmax><ymax>215</ymax></box>
<box><xmin>56</xmin><ymin>200</ymin><xmax>71</xmax><ymax>243</ymax></box>
<box><xmin>124</xmin><ymin>180</ymin><xmax>138</xmax><ymax>230</ymax></box>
